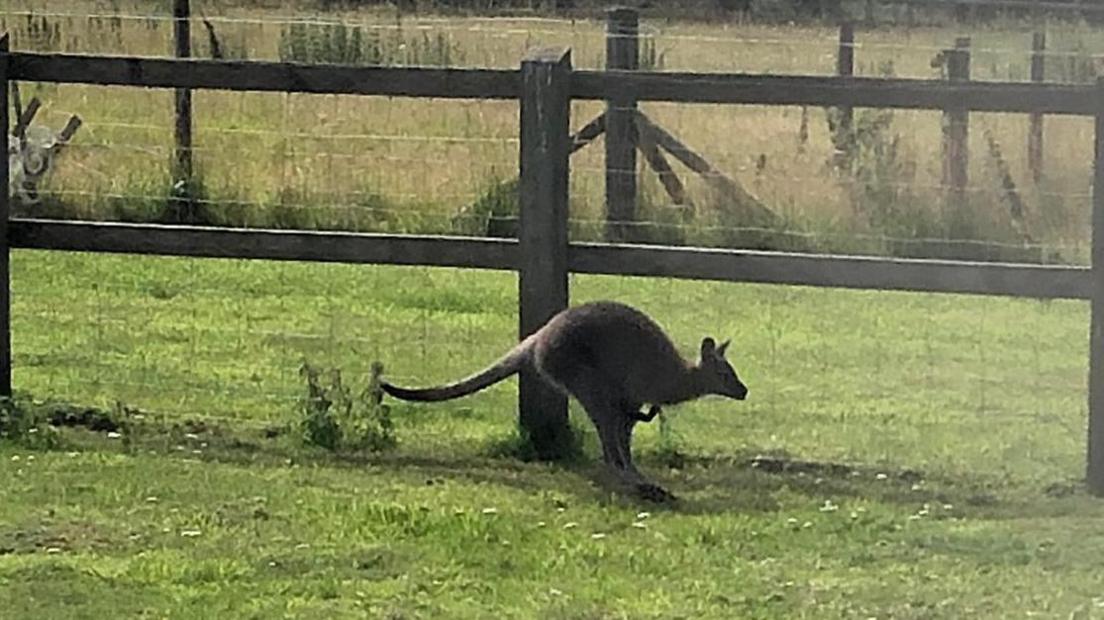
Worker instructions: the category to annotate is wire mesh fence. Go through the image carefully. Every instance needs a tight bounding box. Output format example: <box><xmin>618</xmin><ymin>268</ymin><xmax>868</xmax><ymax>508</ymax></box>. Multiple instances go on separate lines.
<box><xmin>0</xmin><ymin>0</ymin><xmax>1095</xmax><ymax>482</ymax></box>
<box><xmin>4</xmin><ymin>1</ymin><xmax>1097</xmax><ymax>258</ymax></box>
<box><xmin>10</xmin><ymin>0</ymin><xmax>1104</xmax><ymax>78</ymax></box>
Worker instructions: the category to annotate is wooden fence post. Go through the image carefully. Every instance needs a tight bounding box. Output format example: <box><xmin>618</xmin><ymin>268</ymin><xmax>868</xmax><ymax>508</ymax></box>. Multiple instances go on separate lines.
<box><xmin>943</xmin><ymin>36</ymin><xmax>970</xmax><ymax>220</ymax></box>
<box><xmin>1029</xmin><ymin>31</ymin><xmax>1045</xmax><ymax>184</ymax></box>
<box><xmin>834</xmin><ymin>22</ymin><xmax>854</xmax><ymax>169</ymax></box>
<box><xmin>605</xmin><ymin>7</ymin><xmax>638</xmax><ymax>242</ymax></box>
<box><xmin>1089</xmin><ymin>77</ymin><xmax>1104</xmax><ymax>495</ymax></box>
<box><xmin>518</xmin><ymin>47</ymin><xmax>572</xmax><ymax>460</ymax></box>
<box><xmin>0</xmin><ymin>35</ymin><xmax>11</xmax><ymax>397</ymax></box>
<box><xmin>172</xmin><ymin>0</ymin><xmax>195</xmax><ymax>221</ymax></box>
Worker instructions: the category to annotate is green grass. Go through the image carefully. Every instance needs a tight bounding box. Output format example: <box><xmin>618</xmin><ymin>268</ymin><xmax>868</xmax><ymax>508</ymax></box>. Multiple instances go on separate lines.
<box><xmin>0</xmin><ymin>248</ymin><xmax>1100</xmax><ymax>618</ymax></box>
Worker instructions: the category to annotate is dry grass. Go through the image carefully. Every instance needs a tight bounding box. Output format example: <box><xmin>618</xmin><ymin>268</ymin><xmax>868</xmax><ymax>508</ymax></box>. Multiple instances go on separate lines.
<box><xmin>2</xmin><ymin>1</ymin><xmax>1100</xmax><ymax>260</ymax></box>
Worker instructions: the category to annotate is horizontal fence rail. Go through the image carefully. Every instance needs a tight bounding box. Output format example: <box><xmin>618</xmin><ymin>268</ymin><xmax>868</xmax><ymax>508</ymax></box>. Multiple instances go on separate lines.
<box><xmin>10</xmin><ymin>220</ymin><xmax>1091</xmax><ymax>300</ymax></box>
<box><xmin>573</xmin><ymin>71</ymin><xmax>1095</xmax><ymax>115</ymax></box>
<box><xmin>9</xmin><ymin>53</ymin><xmax>521</xmax><ymax>99</ymax></box>
<box><xmin>9</xmin><ymin>220</ymin><xmax>519</xmax><ymax>270</ymax></box>
<box><xmin>9</xmin><ymin>52</ymin><xmax>1097</xmax><ymax>115</ymax></box>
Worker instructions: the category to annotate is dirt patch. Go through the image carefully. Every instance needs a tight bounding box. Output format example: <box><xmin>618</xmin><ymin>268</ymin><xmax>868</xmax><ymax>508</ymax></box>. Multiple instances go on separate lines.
<box><xmin>746</xmin><ymin>455</ymin><xmax>924</xmax><ymax>483</ymax></box>
<box><xmin>0</xmin><ymin>519</ymin><xmax>117</xmax><ymax>555</ymax></box>
<box><xmin>46</xmin><ymin>406</ymin><xmax>120</xmax><ymax>433</ymax></box>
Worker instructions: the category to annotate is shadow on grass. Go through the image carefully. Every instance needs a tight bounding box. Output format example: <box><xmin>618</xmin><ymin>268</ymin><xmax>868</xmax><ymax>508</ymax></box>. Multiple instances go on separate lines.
<box><xmin>49</xmin><ymin>415</ymin><xmax>1085</xmax><ymax>518</ymax></box>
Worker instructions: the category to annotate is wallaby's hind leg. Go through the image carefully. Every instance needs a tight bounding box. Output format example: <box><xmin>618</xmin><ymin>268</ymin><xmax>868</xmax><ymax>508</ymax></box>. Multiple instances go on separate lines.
<box><xmin>572</xmin><ymin>389</ymin><xmax>629</xmax><ymax>473</ymax></box>
<box><xmin>560</xmin><ymin>372</ymin><xmax>652</xmax><ymax>492</ymax></box>
<box><xmin>613</xmin><ymin>406</ymin><xmax>643</xmax><ymax>475</ymax></box>
<box><xmin>615</xmin><ymin>411</ymin><xmax>676</xmax><ymax>504</ymax></box>
<box><xmin>553</xmin><ymin>367</ymin><xmax>674</xmax><ymax>502</ymax></box>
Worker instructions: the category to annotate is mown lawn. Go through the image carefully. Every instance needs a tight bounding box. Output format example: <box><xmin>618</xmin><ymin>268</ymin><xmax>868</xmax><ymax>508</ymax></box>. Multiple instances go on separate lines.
<box><xmin>0</xmin><ymin>249</ymin><xmax>1101</xmax><ymax>618</ymax></box>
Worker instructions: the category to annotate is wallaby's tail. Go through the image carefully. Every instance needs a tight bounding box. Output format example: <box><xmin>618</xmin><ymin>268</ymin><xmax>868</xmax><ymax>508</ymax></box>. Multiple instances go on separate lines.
<box><xmin>381</xmin><ymin>336</ymin><xmax>535</xmax><ymax>402</ymax></box>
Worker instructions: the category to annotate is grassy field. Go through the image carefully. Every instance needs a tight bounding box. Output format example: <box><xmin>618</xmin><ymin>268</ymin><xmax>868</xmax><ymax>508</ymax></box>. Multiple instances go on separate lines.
<box><xmin>0</xmin><ymin>248</ymin><xmax>1099</xmax><ymax>618</ymax></box>
<box><xmin>2</xmin><ymin>1</ymin><xmax>1103</xmax><ymax>260</ymax></box>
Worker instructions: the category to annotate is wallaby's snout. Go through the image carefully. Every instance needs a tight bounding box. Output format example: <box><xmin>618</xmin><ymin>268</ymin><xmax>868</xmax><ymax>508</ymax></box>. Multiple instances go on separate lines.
<box><xmin>723</xmin><ymin>378</ymin><xmax>748</xmax><ymax>400</ymax></box>
<box><xmin>719</xmin><ymin>372</ymin><xmax>748</xmax><ymax>400</ymax></box>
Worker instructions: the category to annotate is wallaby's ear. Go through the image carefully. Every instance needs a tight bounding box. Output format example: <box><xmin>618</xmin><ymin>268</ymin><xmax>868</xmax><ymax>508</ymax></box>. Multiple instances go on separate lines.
<box><xmin>717</xmin><ymin>339</ymin><xmax>730</xmax><ymax>357</ymax></box>
<box><xmin>700</xmin><ymin>337</ymin><xmax>716</xmax><ymax>358</ymax></box>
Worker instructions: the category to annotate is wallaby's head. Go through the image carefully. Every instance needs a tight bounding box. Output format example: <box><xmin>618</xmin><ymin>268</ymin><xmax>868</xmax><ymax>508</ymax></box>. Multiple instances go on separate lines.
<box><xmin>698</xmin><ymin>337</ymin><xmax>748</xmax><ymax>400</ymax></box>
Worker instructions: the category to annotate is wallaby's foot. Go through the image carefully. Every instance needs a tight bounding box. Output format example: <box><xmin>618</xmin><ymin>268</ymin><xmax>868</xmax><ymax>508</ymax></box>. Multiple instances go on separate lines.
<box><xmin>635</xmin><ymin>481</ymin><xmax>677</xmax><ymax>504</ymax></box>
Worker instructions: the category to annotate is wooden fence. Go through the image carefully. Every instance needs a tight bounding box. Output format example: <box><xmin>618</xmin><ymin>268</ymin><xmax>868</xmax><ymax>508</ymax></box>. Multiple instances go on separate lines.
<box><xmin>3</xmin><ymin>10</ymin><xmax>1104</xmax><ymax>490</ymax></box>
<box><xmin>834</xmin><ymin>23</ymin><xmax>1069</xmax><ymax>207</ymax></box>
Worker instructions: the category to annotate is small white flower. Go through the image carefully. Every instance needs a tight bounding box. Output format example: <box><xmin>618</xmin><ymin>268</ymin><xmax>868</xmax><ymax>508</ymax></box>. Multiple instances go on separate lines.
<box><xmin>631</xmin><ymin>521</ymin><xmax>647</xmax><ymax>529</ymax></box>
<box><xmin>145</xmin><ymin>496</ymin><xmax>158</xmax><ymax>503</ymax></box>
<box><xmin>819</xmin><ymin>501</ymin><xmax>839</xmax><ymax>512</ymax></box>
<box><xmin>942</xmin><ymin>504</ymin><xmax>954</xmax><ymax>511</ymax></box>
<box><xmin>180</xmin><ymin>529</ymin><xmax>202</xmax><ymax>537</ymax></box>
<box><xmin>45</xmin><ymin>547</ymin><xmax>61</xmax><ymax>554</ymax></box>
<box><xmin>537</xmin><ymin>521</ymin><xmax>546</xmax><ymax>528</ymax></box>
<box><xmin>185</xmin><ymin>433</ymin><xmax>199</xmax><ymax>440</ymax></box>
<box><xmin>875</xmin><ymin>473</ymin><xmax>888</xmax><ymax>481</ymax></box>
<box><xmin>481</xmin><ymin>507</ymin><xmax>498</xmax><ymax>515</ymax></box>
<box><xmin>786</xmin><ymin>517</ymin><xmax>799</xmax><ymax>526</ymax></box>
<box><xmin>295</xmin><ymin>543</ymin><xmax>310</xmax><ymax>550</ymax></box>
<box><xmin>562</xmin><ymin>522</ymin><xmax>578</xmax><ymax>529</ymax></box>
<box><xmin>590</xmin><ymin>533</ymin><xmax>607</xmax><ymax>540</ymax></box>
<box><xmin>10</xmin><ymin>455</ymin><xmax>18</xmax><ymax>462</ymax></box>
<box><xmin>802</xmin><ymin>521</ymin><xmax>813</xmax><ymax>529</ymax></box>
<box><xmin>636</xmin><ymin>511</ymin><xmax>651</xmax><ymax>520</ymax></box>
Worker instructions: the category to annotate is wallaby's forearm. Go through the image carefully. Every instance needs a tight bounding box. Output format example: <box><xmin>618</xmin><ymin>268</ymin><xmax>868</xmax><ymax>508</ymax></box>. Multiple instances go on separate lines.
<box><xmin>630</xmin><ymin>404</ymin><xmax>662</xmax><ymax>423</ymax></box>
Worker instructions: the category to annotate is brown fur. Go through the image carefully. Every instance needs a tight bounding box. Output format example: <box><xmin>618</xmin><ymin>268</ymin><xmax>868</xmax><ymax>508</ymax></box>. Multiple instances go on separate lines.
<box><xmin>381</xmin><ymin>300</ymin><xmax>748</xmax><ymax>501</ymax></box>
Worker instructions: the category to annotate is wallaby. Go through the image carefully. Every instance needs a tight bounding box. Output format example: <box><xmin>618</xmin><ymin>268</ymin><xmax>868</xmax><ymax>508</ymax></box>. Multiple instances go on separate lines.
<box><xmin>380</xmin><ymin>300</ymin><xmax>748</xmax><ymax>502</ymax></box>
